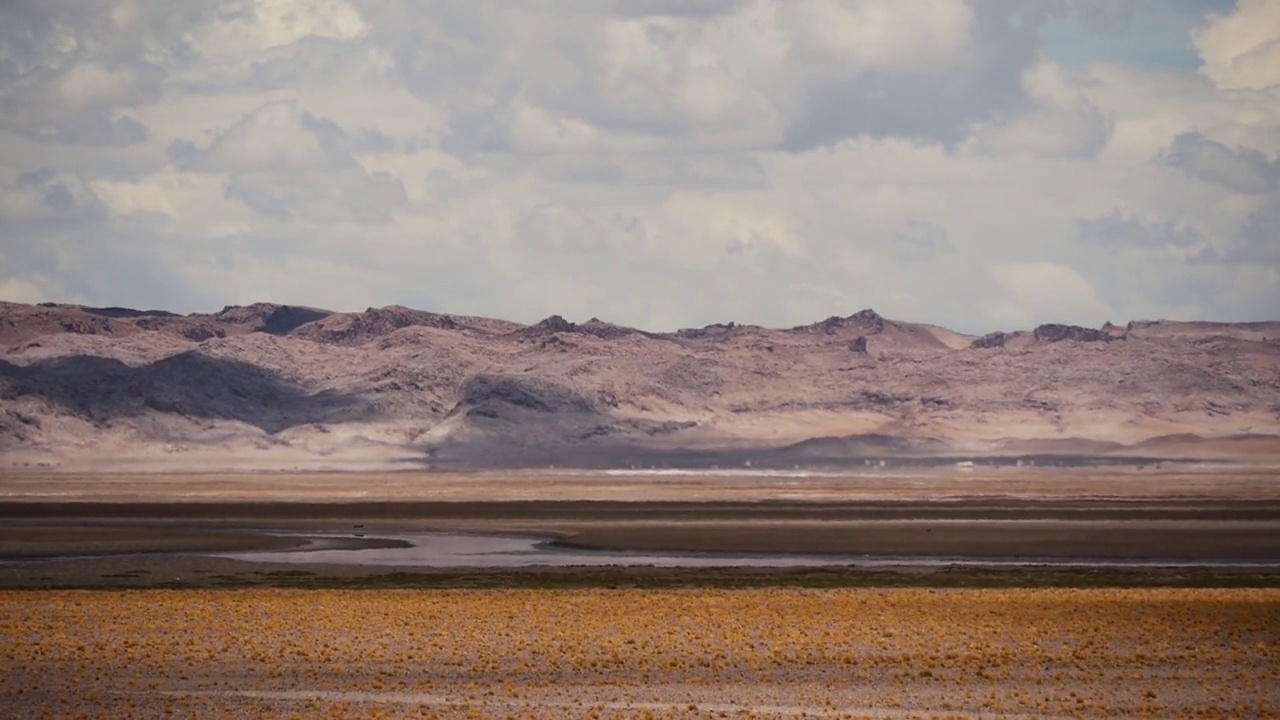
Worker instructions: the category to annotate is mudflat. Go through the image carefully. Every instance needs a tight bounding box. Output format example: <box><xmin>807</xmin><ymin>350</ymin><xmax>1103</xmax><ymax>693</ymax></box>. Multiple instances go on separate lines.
<box><xmin>1</xmin><ymin>468</ymin><xmax>1277</xmax><ymax>588</ymax></box>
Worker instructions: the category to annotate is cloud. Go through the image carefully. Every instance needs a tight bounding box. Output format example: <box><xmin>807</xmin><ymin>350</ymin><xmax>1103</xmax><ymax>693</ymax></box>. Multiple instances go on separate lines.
<box><xmin>169</xmin><ymin>100</ymin><xmax>356</xmax><ymax>172</ymax></box>
<box><xmin>990</xmin><ymin>261</ymin><xmax>1111</xmax><ymax>327</ymax></box>
<box><xmin>188</xmin><ymin>0</ymin><xmax>370</xmax><ymax>59</ymax></box>
<box><xmin>1076</xmin><ymin>208</ymin><xmax>1207</xmax><ymax>252</ymax></box>
<box><xmin>1070</xmin><ymin>200</ymin><xmax>1280</xmax><ymax>321</ymax></box>
<box><xmin>0</xmin><ymin>0</ymin><xmax>1278</xmax><ymax>331</ymax></box>
<box><xmin>164</xmin><ymin>100</ymin><xmax>409</xmax><ymax>224</ymax></box>
<box><xmin>965</xmin><ymin>60</ymin><xmax>1114</xmax><ymax>159</ymax></box>
<box><xmin>0</xmin><ymin>60</ymin><xmax>161</xmax><ymax>145</ymax></box>
<box><xmin>224</xmin><ymin>167</ymin><xmax>408</xmax><ymax>224</ymax></box>
<box><xmin>1208</xmin><ymin>199</ymin><xmax>1280</xmax><ymax>267</ymax></box>
<box><xmin>544</xmin><ymin>153</ymin><xmax>768</xmax><ymax>190</ymax></box>
<box><xmin>0</xmin><ymin>275</ymin><xmax>47</xmax><ymax>304</ymax></box>
<box><xmin>0</xmin><ymin>169</ymin><xmax>106</xmax><ymax>221</ymax></box>
<box><xmin>1193</xmin><ymin>0</ymin><xmax>1280</xmax><ymax>90</ymax></box>
<box><xmin>1162</xmin><ymin>131</ymin><xmax>1279</xmax><ymax>194</ymax></box>
<box><xmin>778</xmin><ymin>1</ymin><xmax>1033</xmax><ymax>149</ymax></box>
<box><xmin>890</xmin><ymin>220</ymin><xmax>953</xmax><ymax>262</ymax></box>
<box><xmin>781</xmin><ymin>0</ymin><xmax>976</xmax><ymax>74</ymax></box>
<box><xmin>383</xmin><ymin>0</ymin><xmax>1038</xmax><ymax>154</ymax></box>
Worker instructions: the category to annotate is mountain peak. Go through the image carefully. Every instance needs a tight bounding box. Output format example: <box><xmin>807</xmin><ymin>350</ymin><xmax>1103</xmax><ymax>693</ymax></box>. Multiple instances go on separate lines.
<box><xmin>2</xmin><ymin>298</ymin><xmax>1277</xmax><ymax>470</ymax></box>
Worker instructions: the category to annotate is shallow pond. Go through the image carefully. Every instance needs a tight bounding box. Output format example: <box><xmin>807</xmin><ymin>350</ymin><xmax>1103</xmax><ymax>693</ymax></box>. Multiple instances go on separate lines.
<box><xmin>215</xmin><ymin>531</ymin><xmax>1280</xmax><ymax>569</ymax></box>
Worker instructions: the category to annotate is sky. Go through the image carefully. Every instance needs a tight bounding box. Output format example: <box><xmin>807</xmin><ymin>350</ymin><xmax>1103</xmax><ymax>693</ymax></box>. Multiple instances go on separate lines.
<box><xmin>0</xmin><ymin>0</ymin><xmax>1277</xmax><ymax>334</ymax></box>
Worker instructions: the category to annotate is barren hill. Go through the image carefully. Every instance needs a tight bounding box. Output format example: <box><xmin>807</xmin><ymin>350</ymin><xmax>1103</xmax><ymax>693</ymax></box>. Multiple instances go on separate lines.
<box><xmin>2</xmin><ymin>300</ymin><xmax>1278</xmax><ymax>470</ymax></box>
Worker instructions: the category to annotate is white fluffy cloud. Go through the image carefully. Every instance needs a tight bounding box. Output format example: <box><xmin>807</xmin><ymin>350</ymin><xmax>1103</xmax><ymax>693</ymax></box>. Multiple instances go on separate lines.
<box><xmin>1193</xmin><ymin>0</ymin><xmax>1280</xmax><ymax>90</ymax></box>
<box><xmin>990</xmin><ymin>261</ymin><xmax>1111</xmax><ymax>327</ymax></box>
<box><xmin>965</xmin><ymin>60</ymin><xmax>1115</xmax><ymax>159</ymax></box>
<box><xmin>1</xmin><ymin>0</ymin><xmax>1278</xmax><ymax>332</ymax></box>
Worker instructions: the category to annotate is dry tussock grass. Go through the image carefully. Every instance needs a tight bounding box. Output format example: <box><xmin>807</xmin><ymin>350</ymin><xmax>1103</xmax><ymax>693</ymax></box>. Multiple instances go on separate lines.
<box><xmin>1</xmin><ymin>588</ymin><xmax>1277</xmax><ymax>718</ymax></box>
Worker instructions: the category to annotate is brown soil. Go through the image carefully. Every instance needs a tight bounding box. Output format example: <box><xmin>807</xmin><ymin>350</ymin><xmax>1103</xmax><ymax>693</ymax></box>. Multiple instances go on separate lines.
<box><xmin>2</xmin><ymin>588</ymin><xmax>1277</xmax><ymax>718</ymax></box>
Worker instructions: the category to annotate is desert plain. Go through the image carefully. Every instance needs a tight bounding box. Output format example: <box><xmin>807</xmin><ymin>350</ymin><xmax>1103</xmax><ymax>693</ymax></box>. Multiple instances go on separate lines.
<box><xmin>3</xmin><ymin>586</ymin><xmax>1278</xmax><ymax>719</ymax></box>
<box><xmin>2</xmin><ymin>466</ymin><xmax>1279</xmax><ymax>718</ymax></box>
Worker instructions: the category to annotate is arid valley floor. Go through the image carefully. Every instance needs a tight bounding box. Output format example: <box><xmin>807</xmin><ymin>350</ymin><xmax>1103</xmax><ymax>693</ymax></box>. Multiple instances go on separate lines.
<box><xmin>2</xmin><ymin>467</ymin><xmax>1279</xmax><ymax>718</ymax></box>
<box><xmin>4</xmin><ymin>587</ymin><xmax>1278</xmax><ymax>719</ymax></box>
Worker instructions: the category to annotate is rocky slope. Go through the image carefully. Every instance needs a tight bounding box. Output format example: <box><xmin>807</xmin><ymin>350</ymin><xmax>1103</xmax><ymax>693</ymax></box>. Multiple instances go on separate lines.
<box><xmin>2</xmin><ymin>300</ymin><xmax>1278</xmax><ymax>470</ymax></box>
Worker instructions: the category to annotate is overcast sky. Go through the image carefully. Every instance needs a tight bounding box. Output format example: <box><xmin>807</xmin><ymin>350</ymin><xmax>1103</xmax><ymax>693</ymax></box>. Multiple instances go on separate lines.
<box><xmin>1</xmin><ymin>0</ymin><xmax>1277</xmax><ymax>332</ymax></box>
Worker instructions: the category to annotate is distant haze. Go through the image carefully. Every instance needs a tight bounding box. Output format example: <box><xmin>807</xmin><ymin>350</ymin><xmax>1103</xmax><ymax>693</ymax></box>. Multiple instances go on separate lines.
<box><xmin>1</xmin><ymin>1</ymin><xmax>1278</xmax><ymax>332</ymax></box>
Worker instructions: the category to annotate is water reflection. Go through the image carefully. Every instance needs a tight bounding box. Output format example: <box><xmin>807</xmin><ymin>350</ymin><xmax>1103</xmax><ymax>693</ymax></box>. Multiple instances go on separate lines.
<box><xmin>216</xmin><ymin>532</ymin><xmax>1280</xmax><ymax>569</ymax></box>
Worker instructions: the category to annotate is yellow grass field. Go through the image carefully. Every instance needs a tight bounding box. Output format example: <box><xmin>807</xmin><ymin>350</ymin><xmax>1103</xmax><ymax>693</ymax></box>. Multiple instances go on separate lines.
<box><xmin>2</xmin><ymin>588</ymin><xmax>1278</xmax><ymax>719</ymax></box>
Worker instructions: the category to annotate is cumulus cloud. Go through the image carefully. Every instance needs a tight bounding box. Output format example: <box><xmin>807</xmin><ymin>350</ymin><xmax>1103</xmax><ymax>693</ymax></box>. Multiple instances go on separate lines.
<box><xmin>0</xmin><ymin>60</ymin><xmax>162</xmax><ymax>145</ymax></box>
<box><xmin>165</xmin><ymin>100</ymin><xmax>409</xmax><ymax>224</ymax></box>
<box><xmin>1212</xmin><ymin>199</ymin><xmax>1280</xmax><ymax>267</ymax></box>
<box><xmin>189</xmin><ymin>0</ymin><xmax>369</xmax><ymax>58</ymax></box>
<box><xmin>1076</xmin><ymin>208</ymin><xmax>1207</xmax><ymax>253</ymax></box>
<box><xmin>965</xmin><ymin>60</ymin><xmax>1114</xmax><ymax>159</ymax></box>
<box><xmin>0</xmin><ymin>276</ymin><xmax>47</xmax><ymax>304</ymax></box>
<box><xmin>990</xmin><ymin>261</ymin><xmax>1111</xmax><ymax>327</ymax></box>
<box><xmin>0</xmin><ymin>0</ymin><xmax>1278</xmax><ymax>331</ymax></box>
<box><xmin>1162</xmin><ymin>131</ymin><xmax>1279</xmax><ymax>194</ymax></box>
<box><xmin>1071</xmin><ymin>200</ymin><xmax>1280</xmax><ymax>320</ymax></box>
<box><xmin>1193</xmin><ymin>0</ymin><xmax>1280</xmax><ymax>90</ymax></box>
<box><xmin>0</xmin><ymin>169</ymin><xmax>106</xmax><ymax>221</ymax></box>
<box><xmin>169</xmin><ymin>100</ymin><xmax>354</xmax><ymax>172</ymax></box>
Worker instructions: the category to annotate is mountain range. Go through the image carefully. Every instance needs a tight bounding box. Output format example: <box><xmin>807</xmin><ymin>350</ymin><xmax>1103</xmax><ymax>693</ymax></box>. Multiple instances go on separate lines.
<box><xmin>2</xmin><ymin>300</ymin><xmax>1278</xmax><ymax>471</ymax></box>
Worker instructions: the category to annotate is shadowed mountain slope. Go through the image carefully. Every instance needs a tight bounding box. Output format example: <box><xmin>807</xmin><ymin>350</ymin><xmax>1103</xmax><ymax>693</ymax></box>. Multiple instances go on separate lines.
<box><xmin>1</xmin><ymin>301</ymin><xmax>1277</xmax><ymax>469</ymax></box>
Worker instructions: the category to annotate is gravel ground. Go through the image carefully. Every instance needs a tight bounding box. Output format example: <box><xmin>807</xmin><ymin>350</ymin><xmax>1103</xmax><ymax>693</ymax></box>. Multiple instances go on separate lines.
<box><xmin>2</xmin><ymin>588</ymin><xmax>1277</xmax><ymax>719</ymax></box>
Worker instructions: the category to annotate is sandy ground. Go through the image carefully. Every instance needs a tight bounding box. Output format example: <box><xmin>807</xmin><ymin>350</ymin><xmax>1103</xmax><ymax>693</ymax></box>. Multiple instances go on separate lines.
<box><xmin>2</xmin><ymin>588</ymin><xmax>1277</xmax><ymax>719</ymax></box>
<box><xmin>3</xmin><ymin>465</ymin><xmax>1278</xmax><ymax>502</ymax></box>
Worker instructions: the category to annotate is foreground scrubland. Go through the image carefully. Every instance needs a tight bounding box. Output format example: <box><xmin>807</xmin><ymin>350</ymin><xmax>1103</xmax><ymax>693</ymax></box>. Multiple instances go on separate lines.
<box><xmin>2</xmin><ymin>588</ymin><xmax>1277</xmax><ymax>719</ymax></box>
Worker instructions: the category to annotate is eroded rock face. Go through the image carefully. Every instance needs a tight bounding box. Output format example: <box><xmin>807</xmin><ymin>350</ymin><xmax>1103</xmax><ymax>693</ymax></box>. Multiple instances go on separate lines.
<box><xmin>675</xmin><ymin>322</ymin><xmax>741</xmax><ymax>340</ymax></box>
<box><xmin>214</xmin><ymin>303</ymin><xmax>332</xmax><ymax>334</ymax></box>
<box><xmin>1032</xmin><ymin>324</ymin><xmax>1112</xmax><ymax>343</ymax></box>
<box><xmin>814</xmin><ymin>317</ymin><xmax>847</xmax><ymax>335</ymax></box>
<box><xmin>847</xmin><ymin>309</ymin><xmax>886</xmax><ymax>333</ymax></box>
<box><xmin>59</xmin><ymin>317</ymin><xmax>115</xmax><ymax>335</ymax></box>
<box><xmin>970</xmin><ymin>332</ymin><xmax>1009</xmax><ymax>349</ymax></box>
<box><xmin>578</xmin><ymin>318</ymin><xmax>638</xmax><ymax>340</ymax></box>
<box><xmin>970</xmin><ymin>324</ymin><xmax>1115</xmax><ymax>349</ymax></box>
<box><xmin>291</xmin><ymin>306</ymin><xmax>458</xmax><ymax>345</ymax></box>
<box><xmin>1101</xmin><ymin>321</ymin><xmax>1128</xmax><ymax>338</ymax></box>
<box><xmin>534</xmin><ymin>315</ymin><xmax>575</xmax><ymax>334</ymax></box>
<box><xmin>516</xmin><ymin>315</ymin><xmax>645</xmax><ymax>342</ymax></box>
<box><xmin>451</xmin><ymin>374</ymin><xmax>597</xmax><ymax>418</ymax></box>
<box><xmin>177</xmin><ymin>324</ymin><xmax>227</xmax><ymax>342</ymax></box>
<box><xmin>790</xmin><ymin>309</ymin><xmax>886</xmax><ymax>336</ymax></box>
<box><xmin>2</xmin><ymin>300</ymin><xmax>1277</xmax><ymax>467</ymax></box>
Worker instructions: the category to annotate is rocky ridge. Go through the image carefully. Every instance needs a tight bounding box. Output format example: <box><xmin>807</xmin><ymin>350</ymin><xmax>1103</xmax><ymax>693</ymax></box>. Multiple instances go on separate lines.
<box><xmin>1</xmin><ymin>300</ymin><xmax>1278</xmax><ymax>470</ymax></box>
